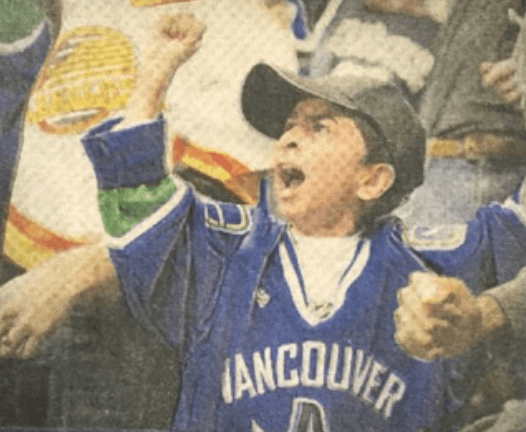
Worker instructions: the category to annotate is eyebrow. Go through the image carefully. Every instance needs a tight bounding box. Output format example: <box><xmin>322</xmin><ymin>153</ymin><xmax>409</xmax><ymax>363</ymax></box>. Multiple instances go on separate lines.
<box><xmin>308</xmin><ymin>113</ymin><xmax>339</xmax><ymax>123</ymax></box>
<box><xmin>286</xmin><ymin>111</ymin><xmax>340</xmax><ymax>124</ymax></box>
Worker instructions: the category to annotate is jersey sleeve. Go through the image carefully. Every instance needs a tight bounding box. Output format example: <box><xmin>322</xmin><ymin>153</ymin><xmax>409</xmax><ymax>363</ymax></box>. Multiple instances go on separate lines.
<box><xmin>0</xmin><ymin>16</ymin><xmax>51</xmax><ymax>238</ymax></box>
<box><xmin>0</xmin><ymin>0</ymin><xmax>43</xmax><ymax>43</ymax></box>
<box><xmin>81</xmin><ymin>117</ymin><xmax>252</xmax><ymax>349</ymax></box>
<box><xmin>402</xmin><ymin>196</ymin><xmax>526</xmax><ymax>415</ymax></box>
<box><xmin>404</xmin><ymin>195</ymin><xmax>526</xmax><ymax>295</ymax></box>
<box><xmin>82</xmin><ymin>116</ymin><xmax>176</xmax><ymax>237</ymax></box>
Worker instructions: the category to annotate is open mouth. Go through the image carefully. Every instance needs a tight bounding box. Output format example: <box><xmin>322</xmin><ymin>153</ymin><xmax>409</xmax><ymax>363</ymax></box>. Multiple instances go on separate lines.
<box><xmin>279</xmin><ymin>166</ymin><xmax>306</xmax><ymax>188</ymax></box>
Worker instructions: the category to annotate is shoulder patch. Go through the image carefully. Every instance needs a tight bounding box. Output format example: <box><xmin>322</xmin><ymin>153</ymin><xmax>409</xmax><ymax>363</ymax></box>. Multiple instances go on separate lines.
<box><xmin>403</xmin><ymin>224</ymin><xmax>468</xmax><ymax>251</ymax></box>
<box><xmin>204</xmin><ymin>203</ymin><xmax>251</xmax><ymax>234</ymax></box>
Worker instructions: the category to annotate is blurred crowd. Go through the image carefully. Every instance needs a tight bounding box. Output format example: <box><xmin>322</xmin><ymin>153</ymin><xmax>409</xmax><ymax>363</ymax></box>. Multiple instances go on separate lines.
<box><xmin>1</xmin><ymin>0</ymin><xmax>526</xmax><ymax>430</ymax></box>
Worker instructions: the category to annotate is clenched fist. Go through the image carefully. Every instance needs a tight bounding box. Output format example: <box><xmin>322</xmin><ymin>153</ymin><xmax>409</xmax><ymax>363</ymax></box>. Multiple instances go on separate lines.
<box><xmin>393</xmin><ymin>272</ymin><xmax>506</xmax><ymax>361</ymax></box>
<box><xmin>122</xmin><ymin>13</ymin><xmax>206</xmax><ymax>125</ymax></box>
<box><xmin>148</xmin><ymin>13</ymin><xmax>206</xmax><ymax>77</ymax></box>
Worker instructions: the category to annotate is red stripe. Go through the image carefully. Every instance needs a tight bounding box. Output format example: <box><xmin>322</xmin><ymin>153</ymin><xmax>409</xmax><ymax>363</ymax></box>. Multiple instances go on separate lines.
<box><xmin>8</xmin><ymin>205</ymin><xmax>84</xmax><ymax>251</ymax></box>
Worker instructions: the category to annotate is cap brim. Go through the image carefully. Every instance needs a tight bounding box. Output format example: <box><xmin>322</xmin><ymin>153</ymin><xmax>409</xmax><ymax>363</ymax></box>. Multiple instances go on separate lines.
<box><xmin>242</xmin><ymin>63</ymin><xmax>371</xmax><ymax>140</ymax></box>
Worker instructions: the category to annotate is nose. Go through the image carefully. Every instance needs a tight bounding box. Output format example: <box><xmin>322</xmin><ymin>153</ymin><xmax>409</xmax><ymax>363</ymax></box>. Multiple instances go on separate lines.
<box><xmin>275</xmin><ymin>129</ymin><xmax>300</xmax><ymax>153</ymax></box>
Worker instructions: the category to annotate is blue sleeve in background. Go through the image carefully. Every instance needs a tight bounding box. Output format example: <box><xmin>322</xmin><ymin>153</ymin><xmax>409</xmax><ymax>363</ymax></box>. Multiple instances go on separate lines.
<box><xmin>0</xmin><ymin>18</ymin><xmax>51</xmax><ymax>245</ymax></box>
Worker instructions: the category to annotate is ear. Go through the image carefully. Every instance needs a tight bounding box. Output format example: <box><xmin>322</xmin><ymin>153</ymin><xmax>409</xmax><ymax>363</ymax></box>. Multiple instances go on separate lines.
<box><xmin>356</xmin><ymin>163</ymin><xmax>395</xmax><ymax>202</ymax></box>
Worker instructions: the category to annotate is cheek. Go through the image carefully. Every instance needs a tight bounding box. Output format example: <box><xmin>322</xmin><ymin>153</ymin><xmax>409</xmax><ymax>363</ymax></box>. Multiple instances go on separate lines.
<box><xmin>308</xmin><ymin>169</ymin><xmax>353</xmax><ymax>207</ymax></box>
<box><xmin>326</xmin><ymin>163</ymin><xmax>366</xmax><ymax>204</ymax></box>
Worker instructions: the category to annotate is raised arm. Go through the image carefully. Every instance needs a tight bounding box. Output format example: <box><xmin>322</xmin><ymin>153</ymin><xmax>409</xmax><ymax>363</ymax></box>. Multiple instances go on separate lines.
<box><xmin>0</xmin><ymin>13</ymin><xmax>206</xmax><ymax>359</ymax></box>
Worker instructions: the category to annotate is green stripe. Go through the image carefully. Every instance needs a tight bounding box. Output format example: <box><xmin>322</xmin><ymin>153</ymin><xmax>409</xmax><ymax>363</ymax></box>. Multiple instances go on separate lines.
<box><xmin>0</xmin><ymin>0</ymin><xmax>43</xmax><ymax>44</ymax></box>
<box><xmin>98</xmin><ymin>177</ymin><xmax>178</xmax><ymax>238</ymax></box>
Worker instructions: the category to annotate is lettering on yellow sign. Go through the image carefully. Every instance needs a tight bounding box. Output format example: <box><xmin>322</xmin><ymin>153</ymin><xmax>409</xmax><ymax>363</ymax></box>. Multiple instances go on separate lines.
<box><xmin>130</xmin><ymin>0</ymin><xmax>198</xmax><ymax>8</ymax></box>
<box><xmin>27</xmin><ymin>26</ymin><xmax>136</xmax><ymax>135</ymax></box>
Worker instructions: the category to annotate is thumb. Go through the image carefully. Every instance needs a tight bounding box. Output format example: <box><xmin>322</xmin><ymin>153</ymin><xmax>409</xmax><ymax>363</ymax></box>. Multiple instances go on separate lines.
<box><xmin>414</xmin><ymin>274</ymin><xmax>457</xmax><ymax>306</ymax></box>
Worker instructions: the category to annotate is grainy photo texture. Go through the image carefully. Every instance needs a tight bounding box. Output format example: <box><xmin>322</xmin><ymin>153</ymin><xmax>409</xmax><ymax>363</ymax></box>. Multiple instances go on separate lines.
<box><xmin>0</xmin><ymin>0</ymin><xmax>526</xmax><ymax>431</ymax></box>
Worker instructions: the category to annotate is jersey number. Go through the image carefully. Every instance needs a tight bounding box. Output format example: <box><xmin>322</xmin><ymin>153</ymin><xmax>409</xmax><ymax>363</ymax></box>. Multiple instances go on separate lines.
<box><xmin>252</xmin><ymin>398</ymin><xmax>328</xmax><ymax>432</ymax></box>
<box><xmin>287</xmin><ymin>398</ymin><xmax>328</xmax><ymax>432</ymax></box>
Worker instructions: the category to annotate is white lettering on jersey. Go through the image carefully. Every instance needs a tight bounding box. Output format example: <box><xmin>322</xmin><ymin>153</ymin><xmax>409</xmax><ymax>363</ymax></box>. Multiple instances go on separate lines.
<box><xmin>327</xmin><ymin>344</ymin><xmax>352</xmax><ymax>391</ymax></box>
<box><xmin>251</xmin><ymin>398</ymin><xmax>330</xmax><ymax>432</ymax></box>
<box><xmin>222</xmin><ymin>357</ymin><xmax>233</xmax><ymax>404</ymax></box>
<box><xmin>287</xmin><ymin>398</ymin><xmax>329</xmax><ymax>432</ymax></box>
<box><xmin>252</xmin><ymin>419</ymin><xmax>266</xmax><ymax>432</ymax></box>
<box><xmin>374</xmin><ymin>373</ymin><xmax>406</xmax><ymax>418</ymax></box>
<box><xmin>301</xmin><ymin>341</ymin><xmax>326</xmax><ymax>388</ymax></box>
<box><xmin>277</xmin><ymin>344</ymin><xmax>300</xmax><ymax>388</ymax></box>
<box><xmin>253</xmin><ymin>347</ymin><xmax>276</xmax><ymax>394</ymax></box>
<box><xmin>235</xmin><ymin>353</ymin><xmax>257</xmax><ymax>399</ymax></box>
<box><xmin>362</xmin><ymin>361</ymin><xmax>387</xmax><ymax>404</ymax></box>
<box><xmin>352</xmin><ymin>350</ymin><xmax>373</xmax><ymax>396</ymax></box>
<box><xmin>222</xmin><ymin>342</ymin><xmax>407</xmax><ymax>419</ymax></box>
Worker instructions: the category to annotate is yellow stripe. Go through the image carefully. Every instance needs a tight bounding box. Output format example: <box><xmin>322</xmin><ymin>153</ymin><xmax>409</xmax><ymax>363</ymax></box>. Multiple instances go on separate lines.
<box><xmin>130</xmin><ymin>0</ymin><xmax>196</xmax><ymax>7</ymax></box>
<box><xmin>180</xmin><ymin>154</ymin><xmax>233</xmax><ymax>183</ymax></box>
<box><xmin>3</xmin><ymin>221</ymin><xmax>56</xmax><ymax>269</ymax></box>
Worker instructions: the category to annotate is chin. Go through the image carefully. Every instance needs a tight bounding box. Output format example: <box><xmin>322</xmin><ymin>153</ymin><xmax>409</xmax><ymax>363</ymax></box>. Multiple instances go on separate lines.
<box><xmin>275</xmin><ymin>201</ymin><xmax>299</xmax><ymax>223</ymax></box>
<box><xmin>275</xmin><ymin>201</ymin><xmax>310</xmax><ymax>226</ymax></box>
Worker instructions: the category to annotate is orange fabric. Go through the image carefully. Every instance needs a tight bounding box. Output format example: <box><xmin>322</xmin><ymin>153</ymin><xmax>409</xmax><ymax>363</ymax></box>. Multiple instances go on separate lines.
<box><xmin>7</xmin><ymin>205</ymin><xmax>84</xmax><ymax>252</ymax></box>
<box><xmin>171</xmin><ymin>135</ymin><xmax>260</xmax><ymax>205</ymax></box>
<box><xmin>4</xmin><ymin>205</ymin><xmax>86</xmax><ymax>269</ymax></box>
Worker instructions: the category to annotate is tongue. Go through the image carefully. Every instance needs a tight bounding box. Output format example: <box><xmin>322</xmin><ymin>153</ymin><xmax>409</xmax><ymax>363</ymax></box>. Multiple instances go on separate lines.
<box><xmin>289</xmin><ymin>176</ymin><xmax>304</xmax><ymax>187</ymax></box>
<box><xmin>283</xmin><ymin>168</ymin><xmax>305</xmax><ymax>188</ymax></box>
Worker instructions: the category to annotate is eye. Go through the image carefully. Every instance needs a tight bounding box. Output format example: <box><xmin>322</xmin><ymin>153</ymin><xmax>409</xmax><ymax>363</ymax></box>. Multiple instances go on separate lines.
<box><xmin>312</xmin><ymin>122</ymin><xmax>327</xmax><ymax>133</ymax></box>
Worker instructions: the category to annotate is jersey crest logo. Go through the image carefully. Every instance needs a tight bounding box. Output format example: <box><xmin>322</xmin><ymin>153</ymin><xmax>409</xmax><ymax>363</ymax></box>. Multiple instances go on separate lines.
<box><xmin>255</xmin><ymin>287</ymin><xmax>271</xmax><ymax>308</ymax></box>
<box><xmin>204</xmin><ymin>203</ymin><xmax>251</xmax><ymax>233</ymax></box>
<box><xmin>403</xmin><ymin>224</ymin><xmax>467</xmax><ymax>251</ymax></box>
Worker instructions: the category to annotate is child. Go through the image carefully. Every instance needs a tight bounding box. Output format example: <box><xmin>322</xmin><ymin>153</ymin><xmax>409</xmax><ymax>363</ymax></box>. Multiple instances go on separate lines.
<box><xmin>10</xmin><ymin>12</ymin><xmax>526</xmax><ymax>432</ymax></box>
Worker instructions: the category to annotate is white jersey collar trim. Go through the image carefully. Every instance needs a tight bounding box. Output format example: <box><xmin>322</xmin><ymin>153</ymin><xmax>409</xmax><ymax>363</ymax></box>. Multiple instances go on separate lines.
<box><xmin>279</xmin><ymin>230</ymin><xmax>371</xmax><ymax>326</ymax></box>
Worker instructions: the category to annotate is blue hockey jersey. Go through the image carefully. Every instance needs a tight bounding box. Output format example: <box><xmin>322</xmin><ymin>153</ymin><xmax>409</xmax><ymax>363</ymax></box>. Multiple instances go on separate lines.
<box><xmin>82</xmin><ymin>117</ymin><xmax>526</xmax><ymax>432</ymax></box>
<box><xmin>0</xmin><ymin>20</ymin><xmax>51</xmax><ymax>239</ymax></box>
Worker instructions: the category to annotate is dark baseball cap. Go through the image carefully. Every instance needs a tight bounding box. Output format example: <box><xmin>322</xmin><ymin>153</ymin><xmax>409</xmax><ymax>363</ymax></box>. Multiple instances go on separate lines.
<box><xmin>242</xmin><ymin>63</ymin><xmax>426</xmax><ymax>195</ymax></box>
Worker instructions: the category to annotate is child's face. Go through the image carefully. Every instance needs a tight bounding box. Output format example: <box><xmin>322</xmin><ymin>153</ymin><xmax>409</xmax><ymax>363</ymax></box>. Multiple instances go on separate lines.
<box><xmin>271</xmin><ymin>98</ymin><xmax>372</xmax><ymax>236</ymax></box>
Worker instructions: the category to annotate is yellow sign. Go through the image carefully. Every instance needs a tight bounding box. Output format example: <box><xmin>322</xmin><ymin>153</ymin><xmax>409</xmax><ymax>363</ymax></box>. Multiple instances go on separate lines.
<box><xmin>130</xmin><ymin>0</ymin><xmax>199</xmax><ymax>7</ymax></box>
<box><xmin>27</xmin><ymin>26</ymin><xmax>136</xmax><ymax>135</ymax></box>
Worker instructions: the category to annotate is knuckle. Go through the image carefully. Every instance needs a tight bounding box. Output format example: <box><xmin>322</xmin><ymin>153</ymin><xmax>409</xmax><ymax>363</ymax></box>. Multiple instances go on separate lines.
<box><xmin>394</xmin><ymin>327</ymin><xmax>406</xmax><ymax>342</ymax></box>
<box><xmin>416</xmin><ymin>333</ymin><xmax>433</xmax><ymax>349</ymax></box>
<box><xmin>398</xmin><ymin>286</ymin><xmax>409</xmax><ymax>298</ymax></box>
<box><xmin>421</xmin><ymin>350</ymin><xmax>438</xmax><ymax>361</ymax></box>
<box><xmin>421</xmin><ymin>320</ymin><xmax>435</xmax><ymax>334</ymax></box>
<box><xmin>394</xmin><ymin>332</ymin><xmax>409</xmax><ymax>350</ymax></box>
<box><xmin>393</xmin><ymin>308</ymin><xmax>409</xmax><ymax>328</ymax></box>
<box><xmin>422</xmin><ymin>319</ymin><xmax>446</xmax><ymax>336</ymax></box>
<box><xmin>409</xmin><ymin>272</ymin><xmax>423</xmax><ymax>284</ymax></box>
